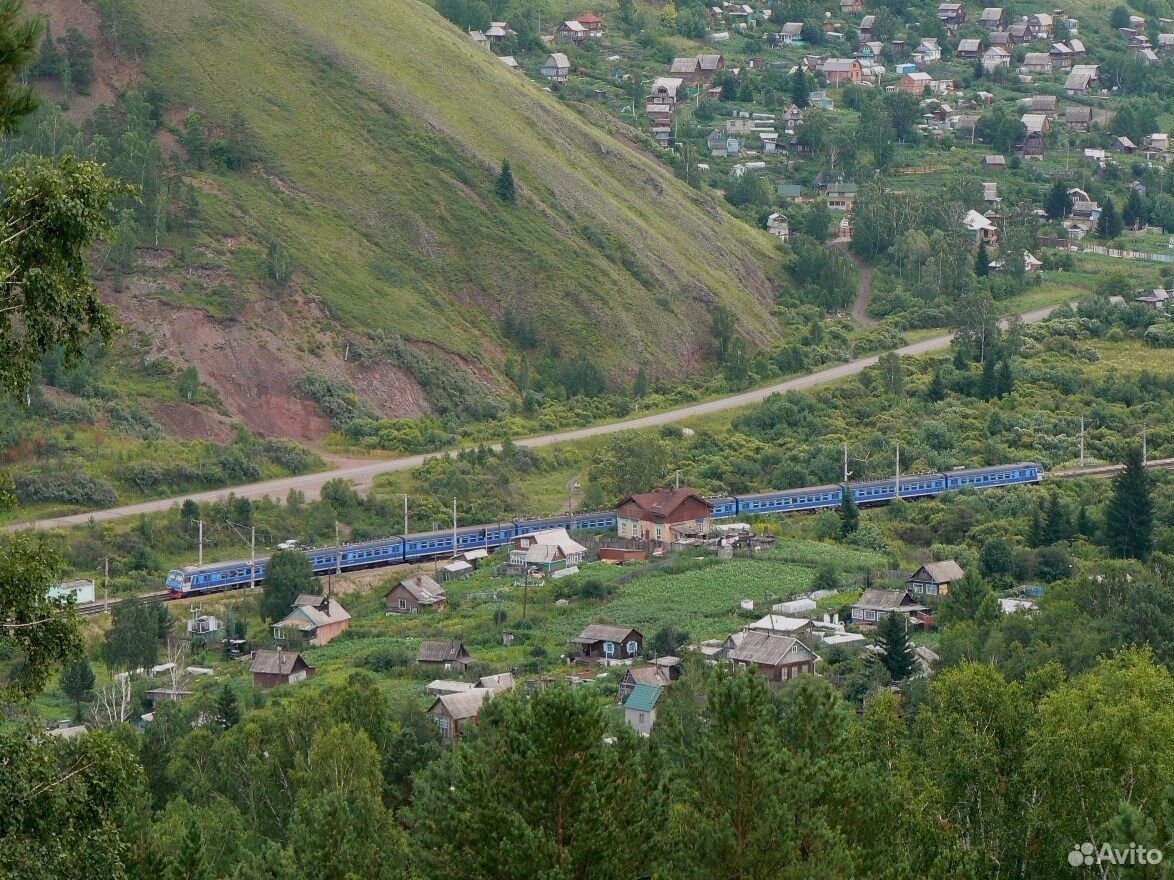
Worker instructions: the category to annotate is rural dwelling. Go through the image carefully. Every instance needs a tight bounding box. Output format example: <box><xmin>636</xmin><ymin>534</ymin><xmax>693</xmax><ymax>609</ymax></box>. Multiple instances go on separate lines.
<box><xmin>1049</xmin><ymin>42</ymin><xmax>1074</xmax><ymax>68</ymax></box>
<box><xmin>555</xmin><ymin>19</ymin><xmax>587</xmax><ymax>45</ymax></box>
<box><xmin>850</xmin><ymin>589</ymin><xmax>929</xmax><ymax>627</ymax></box>
<box><xmin>1025</xmin><ymin>94</ymin><xmax>1059</xmax><ymax>116</ymax></box>
<box><xmin>898</xmin><ymin>71</ymin><xmax>933</xmax><ymax>94</ymax></box>
<box><xmin>982</xmin><ymin>46</ymin><xmax>1011</xmax><ymax>70</ymax></box>
<box><xmin>780</xmin><ymin>21</ymin><xmax>804</xmax><ymax>43</ymax></box>
<box><xmin>1007</xmin><ymin>22</ymin><xmax>1031</xmax><ymax>43</ymax></box>
<box><xmin>989</xmin><ymin>252</ymin><xmax>1043</xmax><ymax>272</ymax></box>
<box><xmin>913</xmin><ymin>38</ymin><xmax>941</xmax><ymax>65</ymax></box>
<box><xmin>963</xmin><ymin>209</ymin><xmax>999</xmax><ymax>244</ymax></box>
<box><xmin>1021</xmin><ymin>112</ymin><xmax>1050</xmax><ymax>134</ymax></box>
<box><xmin>858</xmin><ymin>15</ymin><xmax>876</xmax><ymax>39</ymax></box>
<box><xmin>956</xmin><ymin>38</ymin><xmax>983</xmax><ymax>59</ymax></box>
<box><xmin>386</xmin><ymin>574</ymin><xmax>447</xmax><ymax>614</ymax></box>
<box><xmin>250</xmin><ymin>649</ymin><xmax>315</xmax><ymax>689</ymax></box>
<box><xmin>624</xmin><ymin>683</ymin><xmax>663</xmax><ymax>735</ymax></box>
<box><xmin>541</xmin><ymin>52</ymin><xmax>570</xmax><ymax>83</ymax></box>
<box><xmin>982</xmin><ymin>154</ymin><xmax>1007</xmax><ymax>169</ymax></box>
<box><xmin>726</xmin><ymin>631</ymin><xmax>819</xmax><ymax>686</ymax></box>
<box><xmin>484</xmin><ymin>21</ymin><xmax>514</xmax><ymax>43</ymax></box>
<box><xmin>1015</xmin><ymin>130</ymin><xmax>1046</xmax><ymax>158</ymax></box>
<box><xmin>1065</xmin><ymin>104</ymin><xmax>1092</xmax><ymax>130</ymax></box>
<box><xmin>468</xmin><ymin>29</ymin><xmax>489</xmax><ymax>49</ymax></box>
<box><xmin>840</xmin><ymin>0</ymin><xmax>863</xmax><ymax>13</ymax></box>
<box><xmin>671</xmin><ymin>55</ymin><xmax>703</xmax><ymax>83</ymax></box>
<box><xmin>1028</xmin><ymin>12</ymin><xmax>1053</xmax><ymax>37</ymax></box>
<box><xmin>616</xmin><ymin>487</ymin><xmax>713</xmax><ymax>543</ymax></box>
<box><xmin>571</xmin><ymin>624</ymin><xmax>644</xmax><ymax>663</ymax></box>
<box><xmin>906</xmin><ymin>560</ymin><xmax>965</xmax><ymax>598</ymax></box>
<box><xmin>509</xmin><ymin>527</ymin><xmax>587</xmax><ymax>572</ymax></box>
<box><xmin>428</xmin><ymin>688</ymin><xmax>492</xmax><ymax>743</ymax></box>
<box><xmin>1065</xmin><ymin>65</ymin><xmax>1097</xmax><ymax>95</ymax></box>
<box><xmin>617</xmin><ymin>664</ymin><xmax>672</xmax><ymax>702</ymax></box>
<box><xmin>979</xmin><ymin>6</ymin><xmax>1005</xmax><ymax>28</ymax></box>
<box><xmin>476</xmin><ymin>672</ymin><xmax>516</xmax><ymax>694</ymax></box>
<box><xmin>766</xmin><ymin>212</ymin><xmax>791</xmax><ymax>240</ymax></box>
<box><xmin>826</xmin><ymin>182</ymin><xmax>857</xmax><ymax>210</ymax></box>
<box><xmin>576</xmin><ymin>11</ymin><xmax>604</xmax><ymax>35</ymax></box>
<box><xmin>648</xmin><ymin>76</ymin><xmax>684</xmax><ymax>107</ymax></box>
<box><xmin>417</xmin><ymin>639</ymin><xmax>473</xmax><ymax>671</ymax></box>
<box><xmin>746</xmin><ymin>614</ymin><xmax>816</xmax><ymax>639</ymax></box>
<box><xmin>272</xmin><ymin>594</ymin><xmax>351</xmax><ymax>647</ymax></box>
<box><xmin>938</xmin><ymin>3</ymin><xmax>966</xmax><ymax>25</ymax></box>
<box><xmin>697</xmin><ymin>53</ymin><xmax>726</xmax><ymax>79</ymax></box>
<box><xmin>821</xmin><ymin>58</ymin><xmax>863</xmax><ymax>85</ymax></box>
<box><xmin>1160</xmin><ymin>33</ymin><xmax>1174</xmax><ymax>54</ymax></box>
<box><xmin>1021</xmin><ymin>52</ymin><xmax>1052</xmax><ymax>74</ymax></box>
<box><xmin>1114</xmin><ymin>136</ymin><xmax>1137</xmax><ymax>153</ymax></box>
<box><xmin>498</xmin><ymin>55</ymin><xmax>520</xmax><ymax>70</ymax></box>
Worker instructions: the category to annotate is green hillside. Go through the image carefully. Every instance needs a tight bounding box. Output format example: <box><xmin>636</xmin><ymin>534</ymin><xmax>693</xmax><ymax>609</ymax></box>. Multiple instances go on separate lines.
<box><xmin>134</xmin><ymin>0</ymin><xmax>785</xmax><ymax>388</ymax></box>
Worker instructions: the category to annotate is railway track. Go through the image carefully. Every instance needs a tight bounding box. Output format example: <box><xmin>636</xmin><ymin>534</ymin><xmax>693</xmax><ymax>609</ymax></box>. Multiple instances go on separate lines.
<box><xmin>76</xmin><ymin>590</ymin><xmax>170</xmax><ymax>616</ymax></box>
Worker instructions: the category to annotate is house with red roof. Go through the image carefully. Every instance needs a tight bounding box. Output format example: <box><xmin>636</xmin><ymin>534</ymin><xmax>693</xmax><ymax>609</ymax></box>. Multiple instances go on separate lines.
<box><xmin>576</xmin><ymin>12</ymin><xmax>604</xmax><ymax>36</ymax></box>
<box><xmin>615</xmin><ymin>488</ymin><xmax>713</xmax><ymax>543</ymax></box>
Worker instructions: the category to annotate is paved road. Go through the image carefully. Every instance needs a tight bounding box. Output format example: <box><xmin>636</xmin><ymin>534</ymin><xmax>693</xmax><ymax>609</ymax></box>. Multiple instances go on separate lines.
<box><xmin>8</xmin><ymin>305</ymin><xmax>1060</xmax><ymax>532</ymax></box>
<box><xmin>829</xmin><ymin>238</ymin><xmax>877</xmax><ymax>328</ymax></box>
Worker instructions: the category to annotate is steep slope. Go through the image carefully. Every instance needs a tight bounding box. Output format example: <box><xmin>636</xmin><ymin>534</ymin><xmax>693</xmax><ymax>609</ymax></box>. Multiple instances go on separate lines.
<box><xmin>123</xmin><ymin>0</ymin><xmax>784</xmax><ymax>410</ymax></box>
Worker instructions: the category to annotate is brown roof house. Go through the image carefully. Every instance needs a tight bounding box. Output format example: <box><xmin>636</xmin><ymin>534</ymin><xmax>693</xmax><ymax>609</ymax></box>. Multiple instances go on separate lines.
<box><xmin>727</xmin><ymin>631</ymin><xmax>818</xmax><ymax>687</ymax></box>
<box><xmin>821</xmin><ymin>57</ymin><xmax>863</xmax><ymax>85</ymax></box>
<box><xmin>906</xmin><ymin>560</ymin><xmax>965</xmax><ymax>598</ymax></box>
<box><xmin>386</xmin><ymin>574</ymin><xmax>447</xmax><ymax>614</ymax></box>
<box><xmin>428</xmin><ymin>688</ymin><xmax>492</xmax><ymax>743</ymax></box>
<box><xmin>850</xmin><ymin>589</ymin><xmax>929</xmax><ymax>627</ymax></box>
<box><xmin>571</xmin><ymin>624</ymin><xmax>643</xmax><ymax>664</ymax></box>
<box><xmin>250</xmin><ymin>648</ymin><xmax>315</xmax><ymax>689</ymax></box>
<box><xmin>616</xmin><ymin>488</ymin><xmax>713</xmax><ymax>543</ymax></box>
<box><xmin>417</xmin><ymin>639</ymin><xmax>473</xmax><ymax>671</ymax></box>
<box><xmin>273</xmin><ymin>594</ymin><xmax>351</xmax><ymax>647</ymax></box>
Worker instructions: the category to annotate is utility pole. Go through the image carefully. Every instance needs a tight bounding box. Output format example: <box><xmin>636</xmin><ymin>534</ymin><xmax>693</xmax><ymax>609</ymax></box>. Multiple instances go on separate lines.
<box><xmin>674</xmin><ymin>469</ymin><xmax>681</xmax><ymax>489</ymax></box>
<box><xmin>1142</xmin><ymin>426</ymin><xmax>1147</xmax><ymax>465</ymax></box>
<box><xmin>843</xmin><ymin>443</ymin><xmax>851</xmax><ymax>483</ymax></box>
<box><xmin>452</xmin><ymin>497</ymin><xmax>458</xmax><ymax>558</ymax></box>
<box><xmin>895</xmin><ymin>441</ymin><xmax>901</xmax><ymax>498</ymax></box>
<box><xmin>103</xmin><ymin>557</ymin><xmax>109</xmax><ymax>613</ymax></box>
<box><xmin>1079</xmin><ymin>415</ymin><xmax>1085</xmax><ymax>468</ymax></box>
<box><xmin>403</xmin><ymin>494</ymin><xmax>409</xmax><ymax>536</ymax></box>
<box><xmin>197</xmin><ymin>519</ymin><xmax>203</xmax><ymax>566</ymax></box>
<box><xmin>334</xmin><ymin>521</ymin><xmax>341</xmax><ymax>576</ymax></box>
<box><xmin>249</xmin><ymin>526</ymin><xmax>256</xmax><ymax>590</ymax></box>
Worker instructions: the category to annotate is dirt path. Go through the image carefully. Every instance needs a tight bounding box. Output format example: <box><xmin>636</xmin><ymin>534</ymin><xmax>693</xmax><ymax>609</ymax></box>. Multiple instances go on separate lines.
<box><xmin>8</xmin><ymin>304</ymin><xmax>1061</xmax><ymax>533</ymax></box>
<box><xmin>829</xmin><ymin>237</ymin><xmax>877</xmax><ymax>328</ymax></box>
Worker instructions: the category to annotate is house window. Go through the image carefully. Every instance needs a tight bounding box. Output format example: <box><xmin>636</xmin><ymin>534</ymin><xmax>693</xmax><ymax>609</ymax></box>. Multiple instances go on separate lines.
<box><xmin>604</xmin><ymin>641</ymin><xmax>615</xmax><ymax>656</ymax></box>
<box><xmin>638</xmin><ymin>712</ymin><xmax>646</xmax><ymax>724</ymax></box>
<box><xmin>626</xmin><ymin>640</ymin><xmax>638</xmax><ymax>655</ymax></box>
<box><xmin>655</xmin><ymin>524</ymin><xmax>663</xmax><ymax>540</ymax></box>
<box><xmin>399</xmin><ymin>598</ymin><xmax>407</xmax><ymax>609</ymax></box>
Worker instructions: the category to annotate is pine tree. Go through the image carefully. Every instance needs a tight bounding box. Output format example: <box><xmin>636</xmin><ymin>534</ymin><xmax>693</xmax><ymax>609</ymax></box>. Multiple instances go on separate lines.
<box><xmin>1044</xmin><ymin>178</ymin><xmax>1072</xmax><ymax>219</ymax></box>
<box><xmin>632</xmin><ymin>366</ymin><xmax>649</xmax><ymax>398</ymax></box>
<box><xmin>839</xmin><ymin>488</ymin><xmax>859</xmax><ymax>538</ymax></box>
<box><xmin>32</xmin><ymin>22</ymin><xmax>60</xmax><ymax>78</ymax></box>
<box><xmin>926</xmin><ymin>368</ymin><xmax>946</xmax><ymax>402</ymax></box>
<box><xmin>1041</xmin><ymin>492</ymin><xmax>1069</xmax><ymax>545</ymax></box>
<box><xmin>977</xmin><ymin>355</ymin><xmax>997</xmax><ymax>400</ymax></box>
<box><xmin>790</xmin><ymin>68</ymin><xmax>810</xmax><ymax>108</ymax></box>
<box><xmin>1103</xmin><ymin>444</ymin><xmax>1153</xmax><ymax>560</ymax></box>
<box><xmin>1097</xmin><ymin>195</ymin><xmax>1123</xmax><ymax>239</ymax></box>
<box><xmin>495</xmin><ymin>160</ymin><xmax>516</xmax><ymax>204</ymax></box>
<box><xmin>1122</xmin><ymin>188</ymin><xmax>1147</xmax><ymax>230</ymax></box>
<box><xmin>995</xmin><ymin>359</ymin><xmax>1013</xmax><ymax>397</ymax></box>
<box><xmin>876</xmin><ymin>611</ymin><xmax>916</xmax><ymax>680</ymax></box>
<box><xmin>215</xmin><ymin>683</ymin><xmax>241</xmax><ymax>730</ymax></box>
<box><xmin>59</xmin><ymin>657</ymin><xmax>95</xmax><ymax>719</ymax></box>
<box><xmin>975</xmin><ymin>240</ymin><xmax>990</xmax><ymax>277</ymax></box>
<box><xmin>167</xmin><ymin>820</ymin><xmax>213</xmax><ymax>880</ymax></box>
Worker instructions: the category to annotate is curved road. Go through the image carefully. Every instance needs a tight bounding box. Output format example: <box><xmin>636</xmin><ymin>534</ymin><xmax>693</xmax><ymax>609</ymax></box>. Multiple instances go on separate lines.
<box><xmin>829</xmin><ymin>238</ymin><xmax>877</xmax><ymax>328</ymax></box>
<box><xmin>9</xmin><ymin>304</ymin><xmax>1060</xmax><ymax>532</ymax></box>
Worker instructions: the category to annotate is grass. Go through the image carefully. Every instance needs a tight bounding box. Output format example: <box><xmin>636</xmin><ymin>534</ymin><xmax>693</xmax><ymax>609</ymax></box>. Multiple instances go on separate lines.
<box><xmin>132</xmin><ymin>0</ymin><xmax>789</xmax><ymax>382</ymax></box>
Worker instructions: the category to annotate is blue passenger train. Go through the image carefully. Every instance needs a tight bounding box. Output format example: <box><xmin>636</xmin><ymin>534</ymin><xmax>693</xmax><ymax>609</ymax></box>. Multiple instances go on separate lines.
<box><xmin>166</xmin><ymin>461</ymin><xmax>1043</xmax><ymax>597</ymax></box>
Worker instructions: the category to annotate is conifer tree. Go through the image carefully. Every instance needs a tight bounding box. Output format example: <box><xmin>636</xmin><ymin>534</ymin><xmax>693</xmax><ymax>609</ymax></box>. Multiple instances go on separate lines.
<box><xmin>214</xmin><ymin>683</ymin><xmax>241</xmax><ymax>730</ymax></box>
<box><xmin>59</xmin><ymin>657</ymin><xmax>94</xmax><ymax>719</ymax></box>
<box><xmin>1122</xmin><ymin>187</ymin><xmax>1146</xmax><ymax>229</ymax></box>
<box><xmin>975</xmin><ymin>240</ymin><xmax>990</xmax><ymax>277</ymax></box>
<box><xmin>32</xmin><ymin>21</ymin><xmax>59</xmax><ymax>78</ymax></box>
<box><xmin>876</xmin><ymin>611</ymin><xmax>915</xmax><ymax>680</ymax></box>
<box><xmin>977</xmin><ymin>355</ymin><xmax>997</xmax><ymax>400</ymax></box>
<box><xmin>839</xmin><ymin>488</ymin><xmax>859</xmax><ymax>538</ymax></box>
<box><xmin>995</xmin><ymin>358</ymin><xmax>1013</xmax><ymax>397</ymax></box>
<box><xmin>1097</xmin><ymin>195</ymin><xmax>1123</xmax><ymax>239</ymax></box>
<box><xmin>495</xmin><ymin>160</ymin><xmax>516</xmax><ymax>203</ymax></box>
<box><xmin>1103</xmin><ymin>444</ymin><xmax>1153</xmax><ymax>560</ymax></box>
<box><xmin>1044</xmin><ymin>178</ymin><xmax>1072</xmax><ymax>219</ymax></box>
<box><xmin>790</xmin><ymin>68</ymin><xmax>810</xmax><ymax>107</ymax></box>
<box><xmin>926</xmin><ymin>368</ymin><xmax>946</xmax><ymax>402</ymax></box>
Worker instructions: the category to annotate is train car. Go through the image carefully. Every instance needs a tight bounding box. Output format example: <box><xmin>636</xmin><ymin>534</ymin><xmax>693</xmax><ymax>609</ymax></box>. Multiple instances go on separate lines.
<box><xmin>945</xmin><ymin>462</ymin><xmax>1044</xmax><ymax>491</ymax></box>
<box><xmin>707</xmin><ymin>496</ymin><xmax>738</xmax><ymax>519</ymax></box>
<box><xmin>402</xmin><ymin>523</ymin><xmax>514</xmax><ymax>563</ymax></box>
<box><xmin>848</xmin><ymin>477</ymin><xmax>899</xmax><ymax>506</ymax></box>
<box><xmin>734</xmin><ymin>483</ymin><xmax>843</xmax><ymax>515</ymax></box>
<box><xmin>895</xmin><ymin>473</ymin><xmax>946</xmax><ymax>500</ymax></box>
<box><xmin>167</xmin><ymin>558</ymin><xmax>264</xmax><ymax>598</ymax></box>
<box><xmin>306</xmin><ymin>536</ymin><xmax>406</xmax><ymax>575</ymax></box>
<box><xmin>570</xmin><ymin>510</ymin><xmax>618</xmax><ymax>530</ymax></box>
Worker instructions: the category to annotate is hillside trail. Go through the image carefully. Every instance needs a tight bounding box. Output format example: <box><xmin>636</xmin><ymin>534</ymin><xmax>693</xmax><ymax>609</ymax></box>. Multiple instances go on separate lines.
<box><xmin>829</xmin><ymin>237</ymin><xmax>877</xmax><ymax>328</ymax></box>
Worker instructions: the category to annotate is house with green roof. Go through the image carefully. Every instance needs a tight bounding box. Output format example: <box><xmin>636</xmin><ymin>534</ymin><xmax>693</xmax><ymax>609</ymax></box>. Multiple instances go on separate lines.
<box><xmin>623</xmin><ymin>683</ymin><xmax>663</xmax><ymax>736</ymax></box>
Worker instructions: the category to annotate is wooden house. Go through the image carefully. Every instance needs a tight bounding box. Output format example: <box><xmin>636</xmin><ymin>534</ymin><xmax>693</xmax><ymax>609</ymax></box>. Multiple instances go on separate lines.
<box><xmin>250</xmin><ymin>649</ymin><xmax>314</xmax><ymax>689</ymax></box>
<box><xmin>509</xmin><ymin>527</ymin><xmax>587</xmax><ymax>572</ymax></box>
<box><xmin>850</xmin><ymin>589</ymin><xmax>929</xmax><ymax>626</ymax></box>
<box><xmin>617</xmin><ymin>665</ymin><xmax>672</xmax><ymax>702</ymax></box>
<box><xmin>697</xmin><ymin>53</ymin><xmax>726</xmax><ymax>80</ymax></box>
<box><xmin>821</xmin><ymin>57</ymin><xmax>863</xmax><ymax>85</ymax></box>
<box><xmin>956</xmin><ymin>38</ymin><xmax>983</xmax><ymax>59</ymax></box>
<box><xmin>906</xmin><ymin>560</ymin><xmax>964</xmax><ymax>598</ymax></box>
<box><xmin>982</xmin><ymin>46</ymin><xmax>1011</xmax><ymax>69</ymax></box>
<box><xmin>780</xmin><ymin>21</ymin><xmax>804</xmax><ymax>43</ymax></box>
<box><xmin>570</xmin><ymin>624</ymin><xmax>643</xmax><ymax>663</ymax></box>
<box><xmin>938</xmin><ymin>3</ymin><xmax>967</xmax><ymax>27</ymax></box>
<box><xmin>979</xmin><ymin>7</ymin><xmax>1005</xmax><ymax>28</ymax></box>
<box><xmin>555</xmin><ymin>19</ymin><xmax>588</xmax><ymax>45</ymax></box>
<box><xmin>576</xmin><ymin>12</ymin><xmax>604</xmax><ymax>36</ymax></box>
<box><xmin>428</xmin><ymin>689</ymin><xmax>491</xmax><ymax>743</ymax></box>
<box><xmin>541</xmin><ymin>52</ymin><xmax>570</xmax><ymax>83</ymax></box>
<box><xmin>623</xmin><ymin>683</ymin><xmax>662</xmax><ymax>735</ymax></box>
<box><xmin>670</xmin><ymin>55</ymin><xmax>703</xmax><ymax>83</ymax></box>
<box><xmin>826</xmin><ymin>182</ymin><xmax>857</xmax><ymax>210</ymax></box>
<box><xmin>273</xmin><ymin>594</ymin><xmax>351</xmax><ymax>647</ymax></box>
<box><xmin>726</xmin><ymin>631</ymin><xmax>818</xmax><ymax>686</ymax></box>
<box><xmin>417</xmin><ymin>639</ymin><xmax>473</xmax><ymax>671</ymax></box>
<box><xmin>386</xmin><ymin>574</ymin><xmax>447</xmax><ymax>614</ymax></box>
<box><xmin>616</xmin><ymin>488</ymin><xmax>713</xmax><ymax>543</ymax></box>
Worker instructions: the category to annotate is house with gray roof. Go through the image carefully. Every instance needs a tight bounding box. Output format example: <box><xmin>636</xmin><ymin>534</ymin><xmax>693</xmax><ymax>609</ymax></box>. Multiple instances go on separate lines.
<box><xmin>417</xmin><ymin>639</ymin><xmax>473</xmax><ymax>671</ymax></box>
<box><xmin>386</xmin><ymin>574</ymin><xmax>447</xmax><ymax>614</ymax></box>
<box><xmin>571</xmin><ymin>624</ymin><xmax>643</xmax><ymax>663</ymax></box>
<box><xmin>428</xmin><ymin>688</ymin><xmax>492</xmax><ymax>742</ymax></box>
<box><xmin>726</xmin><ymin>631</ymin><xmax>818</xmax><ymax>687</ymax></box>
<box><xmin>273</xmin><ymin>594</ymin><xmax>351</xmax><ymax>647</ymax></box>
<box><xmin>850</xmin><ymin>589</ymin><xmax>929</xmax><ymax>627</ymax></box>
<box><xmin>907</xmin><ymin>560</ymin><xmax>965</xmax><ymax>598</ymax></box>
<box><xmin>250</xmin><ymin>649</ymin><xmax>315</xmax><ymax>689</ymax></box>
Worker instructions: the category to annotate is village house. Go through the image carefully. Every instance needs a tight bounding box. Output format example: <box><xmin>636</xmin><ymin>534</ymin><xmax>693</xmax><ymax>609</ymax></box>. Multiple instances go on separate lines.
<box><xmin>781</xmin><ymin>103</ymin><xmax>805</xmax><ymax>131</ymax></box>
<box><xmin>671</xmin><ymin>56</ymin><xmax>703</xmax><ymax>83</ymax></box>
<box><xmin>913</xmin><ymin>38</ymin><xmax>942</xmax><ymax>66</ymax></box>
<box><xmin>508</xmin><ymin>527</ymin><xmax>587</xmax><ymax>573</ymax></box>
<box><xmin>1007</xmin><ymin>22</ymin><xmax>1032</xmax><ymax>43</ymax></box>
<box><xmin>1028</xmin><ymin>12</ymin><xmax>1054</xmax><ymax>38</ymax></box>
<box><xmin>938</xmin><ymin>3</ymin><xmax>967</xmax><ymax>28</ymax></box>
<box><xmin>1068</xmin><ymin>38</ymin><xmax>1087</xmax><ymax>58</ymax></box>
<box><xmin>1159</xmin><ymin>33</ymin><xmax>1174</xmax><ymax>54</ymax></box>
<box><xmin>780</xmin><ymin>21</ymin><xmax>804</xmax><ymax>43</ymax></box>
<box><xmin>698</xmin><ymin>53</ymin><xmax>726</xmax><ymax>80</ymax></box>
<box><xmin>826</xmin><ymin>182</ymin><xmax>857</xmax><ymax>210</ymax></box>
<box><xmin>428</xmin><ymin>688</ymin><xmax>492</xmax><ymax>743</ymax></box>
<box><xmin>964</xmin><ymin>208</ymin><xmax>999</xmax><ymax>244</ymax></box>
<box><xmin>821</xmin><ymin>57</ymin><xmax>863</xmax><ymax>85</ymax></box>
<box><xmin>1065</xmin><ymin>65</ymin><xmax>1098</xmax><ymax>95</ymax></box>
<box><xmin>1021</xmin><ymin>52</ymin><xmax>1052</xmax><ymax>74</ymax></box>
<box><xmin>386</xmin><ymin>573</ymin><xmax>447</xmax><ymax>614</ymax></box>
<box><xmin>468</xmin><ymin>29</ymin><xmax>489</xmax><ymax>49</ymax></box>
<box><xmin>1114</xmin><ymin>135</ymin><xmax>1137</xmax><ymax>154</ymax></box>
<box><xmin>273</xmin><ymin>594</ymin><xmax>351</xmax><ymax>647</ymax></box>
<box><xmin>983</xmin><ymin>181</ymin><xmax>1001</xmax><ymax>208</ymax></box>
<box><xmin>616</xmin><ymin>487</ymin><xmax>713</xmax><ymax>543</ymax></box>
<box><xmin>1065</xmin><ymin>104</ymin><xmax>1092</xmax><ymax>131</ymax></box>
<box><xmin>250</xmin><ymin>649</ymin><xmax>314</xmax><ymax>689</ymax></box>
<box><xmin>980</xmin><ymin>6</ymin><xmax>1005</xmax><ymax>28</ymax></box>
<box><xmin>624</xmin><ymin>683</ymin><xmax>663</xmax><ymax>735</ymax></box>
<box><xmin>1021</xmin><ymin>112</ymin><xmax>1050</xmax><ymax>134</ymax></box>
<box><xmin>617</xmin><ymin>664</ymin><xmax>673</xmax><ymax>702</ymax></box>
<box><xmin>576</xmin><ymin>11</ymin><xmax>604</xmax><ymax>36</ymax></box>
<box><xmin>484</xmin><ymin>21</ymin><xmax>514</xmax><ymax>43</ymax></box>
<box><xmin>498</xmin><ymin>55</ymin><xmax>520</xmax><ymax>71</ymax></box>
<box><xmin>555</xmin><ymin>19</ymin><xmax>588</xmax><ymax>45</ymax></box>
<box><xmin>987</xmin><ymin>30</ymin><xmax>1012</xmax><ymax>49</ymax></box>
<box><xmin>840</xmin><ymin>0</ymin><xmax>864</xmax><ymax>13</ymax></box>
<box><xmin>766</xmin><ymin>212</ymin><xmax>791</xmax><ymax>240</ymax></box>
<box><xmin>708</xmin><ymin>129</ymin><xmax>734</xmax><ymax>155</ymax></box>
<box><xmin>850</xmin><ymin>589</ymin><xmax>929</xmax><ymax>627</ymax></box>
<box><xmin>541</xmin><ymin>52</ymin><xmax>570</xmax><ymax>83</ymax></box>
<box><xmin>745</xmin><ymin>614</ymin><xmax>816</xmax><ymax>639</ymax></box>
<box><xmin>726</xmin><ymin>631</ymin><xmax>819</xmax><ymax>686</ymax></box>
<box><xmin>1015</xmin><ymin>130</ymin><xmax>1046</xmax><ymax>158</ymax></box>
<box><xmin>570</xmin><ymin>624</ymin><xmax>644</xmax><ymax>663</ymax></box>
<box><xmin>477</xmin><ymin>672</ymin><xmax>517</xmax><ymax>694</ymax></box>
<box><xmin>1146</xmin><ymin>132</ymin><xmax>1170</xmax><ymax>152</ymax></box>
<box><xmin>858</xmin><ymin>15</ymin><xmax>876</xmax><ymax>39</ymax></box>
<box><xmin>983</xmin><ymin>153</ymin><xmax>1007</xmax><ymax>169</ymax></box>
<box><xmin>777</xmin><ymin>183</ymin><xmax>804</xmax><ymax>201</ymax></box>
<box><xmin>907</xmin><ymin>560</ymin><xmax>965</xmax><ymax>598</ymax></box>
<box><xmin>1049</xmin><ymin>42</ymin><xmax>1074</xmax><ymax>68</ymax></box>
<box><xmin>416</xmin><ymin>639</ymin><xmax>473</xmax><ymax>671</ymax></box>
<box><xmin>956</xmin><ymin>38</ymin><xmax>983</xmax><ymax>59</ymax></box>
<box><xmin>989</xmin><ymin>251</ymin><xmax>1043</xmax><ymax>273</ymax></box>
<box><xmin>898</xmin><ymin>70</ymin><xmax>933</xmax><ymax>94</ymax></box>
<box><xmin>982</xmin><ymin>46</ymin><xmax>1012</xmax><ymax>70</ymax></box>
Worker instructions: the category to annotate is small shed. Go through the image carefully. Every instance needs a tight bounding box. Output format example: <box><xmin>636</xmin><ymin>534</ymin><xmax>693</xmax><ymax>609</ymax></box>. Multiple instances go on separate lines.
<box><xmin>250</xmin><ymin>649</ymin><xmax>315</xmax><ymax>689</ymax></box>
<box><xmin>623</xmin><ymin>683</ymin><xmax>662</xmax><ymax>735</ymax></box>
<box><xmin>386</xmin><ymin>574</ymin><xmax>447</xmax><ymax>613</ymax></box>
<box><xmin>417</xmin><ymin>639</ymin><xmax>473</xmax><ymax>671</ymax></box>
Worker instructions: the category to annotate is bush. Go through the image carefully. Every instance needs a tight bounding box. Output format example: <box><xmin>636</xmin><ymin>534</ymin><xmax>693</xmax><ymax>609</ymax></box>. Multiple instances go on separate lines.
<box><xmin>15</xmin><ymin>472</ymin><xmax>118</xmax><ymax>508</ymax></box>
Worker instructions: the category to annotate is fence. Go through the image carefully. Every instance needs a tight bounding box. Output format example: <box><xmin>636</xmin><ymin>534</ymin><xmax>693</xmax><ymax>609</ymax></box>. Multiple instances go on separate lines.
<box><xmin>1078</xmin><ymin>244</ymin><xmax>1172</xmax><ymax>263</ymax></box>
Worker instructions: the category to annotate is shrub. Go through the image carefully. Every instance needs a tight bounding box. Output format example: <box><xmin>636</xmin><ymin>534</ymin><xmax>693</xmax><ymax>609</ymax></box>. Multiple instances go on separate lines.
<box><xmin>15</xmin><ymin>472</ymin><xmax>118</xmax><ymax>508</ymax></box>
